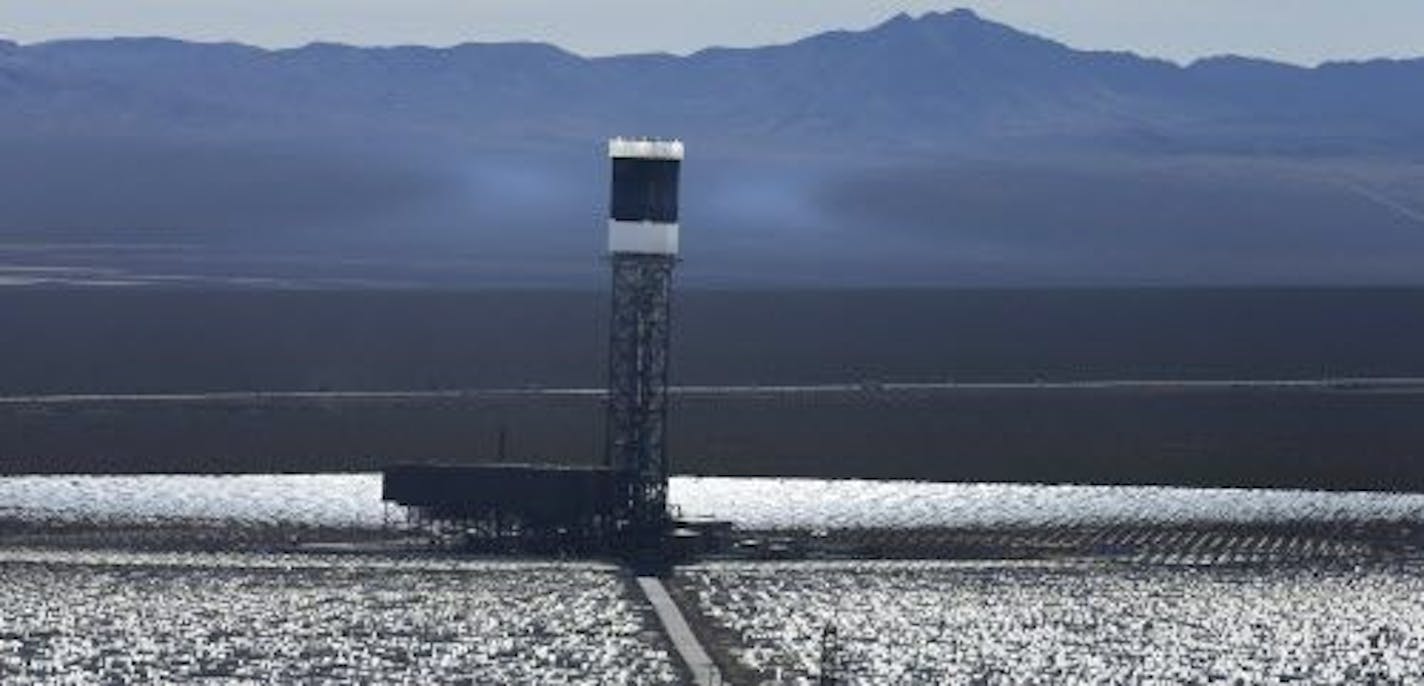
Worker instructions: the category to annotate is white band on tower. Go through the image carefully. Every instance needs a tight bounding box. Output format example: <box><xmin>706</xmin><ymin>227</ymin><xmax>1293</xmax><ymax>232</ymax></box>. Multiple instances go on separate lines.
<box><xmin>608</xmin><ymin>220</ymin><xmax>679</xmax><ymax>255</ymax></box>
<box><xmin>609</xmin><ymin>138</ymin><xmax>684</xmax><ymax>160</ymax></box>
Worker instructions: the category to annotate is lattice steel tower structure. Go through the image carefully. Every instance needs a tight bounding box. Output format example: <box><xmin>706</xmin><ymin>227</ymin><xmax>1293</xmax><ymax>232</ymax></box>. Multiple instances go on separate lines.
<box><xmin>604</xmin><ymin>138</ymin><xmax>682</xmax><ymax>547</ymax></box>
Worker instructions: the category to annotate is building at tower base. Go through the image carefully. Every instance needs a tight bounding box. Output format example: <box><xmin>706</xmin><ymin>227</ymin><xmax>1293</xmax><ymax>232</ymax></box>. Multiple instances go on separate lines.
<box><xmin>379</xmin><ymin>138</ymin><xmax>688</xmax><ymax>570</ymax></box>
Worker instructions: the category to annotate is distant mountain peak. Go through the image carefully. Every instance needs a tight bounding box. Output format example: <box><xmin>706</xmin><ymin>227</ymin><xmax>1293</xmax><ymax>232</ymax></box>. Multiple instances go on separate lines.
<box><xmin>875</xmin><ymin>7</ymin><xmax>990</xmax><ymax>31</ymax></box>
<box><xmin>860</xmin><ymin>6</ymin><xmax>1057</xmax><ymax>51</ymax></box>
<box><xmin>882</xmin><ymin>7</ymin><xmax>985</xmax><ymax>24</ymax></box>
<box><xmin>881</xmin><ymin>12</ymin><xmax>915</xmax><ymax>25</ymax></box>
<box><xmin>937</xmin><ymin>7</ymin><xmax>986</xmax><ymax>21</ymax></box>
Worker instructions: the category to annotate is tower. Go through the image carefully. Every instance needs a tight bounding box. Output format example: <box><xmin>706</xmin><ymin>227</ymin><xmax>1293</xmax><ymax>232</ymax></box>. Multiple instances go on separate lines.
<box><xmin>605</xmin><ymin>137</ymin><xmax>682</xmax><ymax>548</ymax></box>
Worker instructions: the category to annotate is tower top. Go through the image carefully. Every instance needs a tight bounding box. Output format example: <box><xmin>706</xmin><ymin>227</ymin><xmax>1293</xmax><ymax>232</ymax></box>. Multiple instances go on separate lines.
<box><xmin>609</xmin><ymin>137</ymin><xmax>684</xmax><ymax>161</ymax></box>
<box><xmin>607</xmin><ymin>137</ymin><xmax>681</xmax><ymax>255</ymax></box>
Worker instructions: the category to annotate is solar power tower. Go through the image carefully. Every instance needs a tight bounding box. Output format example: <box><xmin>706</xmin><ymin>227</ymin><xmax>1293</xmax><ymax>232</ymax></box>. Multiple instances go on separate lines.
<box><xmin>605</xmin><ymin>137</ymin><xmax>682</xmax><ymax>548</ymax></box>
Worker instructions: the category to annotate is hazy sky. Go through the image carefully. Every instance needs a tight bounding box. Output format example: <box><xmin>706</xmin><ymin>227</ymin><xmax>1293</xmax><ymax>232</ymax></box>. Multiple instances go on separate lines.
<box><xmin>2</xmin><ymin>1</ymin><xmax>1422</xmax><ymax>66</ymax></box>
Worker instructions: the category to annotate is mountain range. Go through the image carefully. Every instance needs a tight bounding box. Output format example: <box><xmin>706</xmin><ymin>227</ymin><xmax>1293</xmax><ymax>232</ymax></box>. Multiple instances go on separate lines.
<box><xmin>1</xmin><ymin>9</ymin><xmax>1423</xmax><ymax>287</ymax></box>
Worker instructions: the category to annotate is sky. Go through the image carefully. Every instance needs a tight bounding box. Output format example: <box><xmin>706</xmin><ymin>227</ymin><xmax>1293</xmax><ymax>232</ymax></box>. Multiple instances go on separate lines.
<box><xmin>1</xmin><ymin>1</ymin><xmax>1422</xmax><ymax>66</ymax></box>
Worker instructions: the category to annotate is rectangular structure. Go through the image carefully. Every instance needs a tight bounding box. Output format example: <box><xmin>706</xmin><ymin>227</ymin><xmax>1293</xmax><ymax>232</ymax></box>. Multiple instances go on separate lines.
<box><xmin>606</xmin><ymin>138</ymin><xmax>683</xmax><ymax>552</ymax></box>
<box><xmin>383</xmin><ymin>463</ymin><xmax>618</xmax><ymax>525</ymax></box>
<box><xmin>607</xmin><ymin>138</ymin><xmax>682</xmax><ymax>257</ymax></box>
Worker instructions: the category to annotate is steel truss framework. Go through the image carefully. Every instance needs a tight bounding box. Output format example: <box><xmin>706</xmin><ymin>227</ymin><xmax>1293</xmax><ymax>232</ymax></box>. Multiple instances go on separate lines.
<box><xmin>606</xmin><ymin>253</ymin><xmax>676</xmax><ymax>541</ymax></box>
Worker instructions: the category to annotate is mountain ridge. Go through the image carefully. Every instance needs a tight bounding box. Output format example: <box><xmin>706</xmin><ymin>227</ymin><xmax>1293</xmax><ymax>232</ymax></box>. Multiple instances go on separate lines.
<box><xmin>9</xmin><ymin>8</ymin><xmax>1416</xmax><ymax>69</ymax></box>
<box><xmin>3</xmin><ymin>9</ymin><xmax>1420</xmax><ymax>158</ymax></box>
<box><xmin>1</xmin><ymin>10</ymin><xmax>1423</xmax><ymax>287</ymax></box>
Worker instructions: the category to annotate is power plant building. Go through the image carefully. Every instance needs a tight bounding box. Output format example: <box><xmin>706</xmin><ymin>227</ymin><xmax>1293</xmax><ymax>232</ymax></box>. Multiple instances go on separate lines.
<box><xmin>383</xmin><ymin>138</ymin><xmax>685</xmax><ymax>563</ymax></box>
